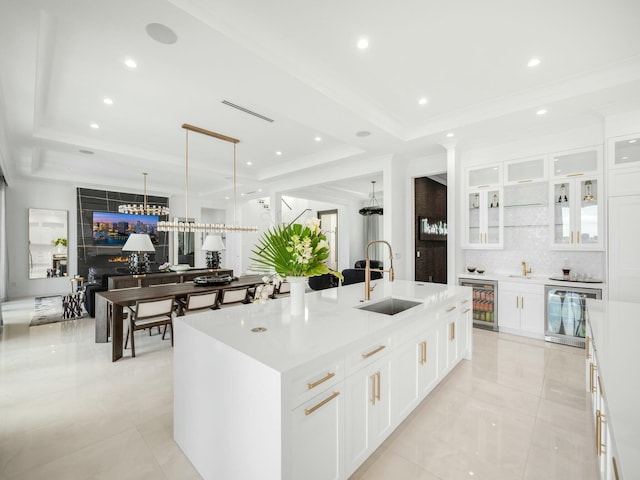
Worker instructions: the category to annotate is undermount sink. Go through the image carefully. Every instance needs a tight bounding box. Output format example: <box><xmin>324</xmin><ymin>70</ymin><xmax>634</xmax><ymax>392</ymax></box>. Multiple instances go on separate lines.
<box><xmin>358</xmin><ymin>298</ymin><xmax>422</xmax><ymax>316</ymax></box>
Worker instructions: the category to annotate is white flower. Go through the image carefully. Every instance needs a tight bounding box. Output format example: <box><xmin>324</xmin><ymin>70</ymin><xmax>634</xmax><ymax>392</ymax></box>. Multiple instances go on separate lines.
<box><xmin>315</xmin><ymin>239</ymin><xmax>329</xmax><ymax>251</ymax></box>
<box><xmin>305</xmin><ymin>217</ymin><xmax>321</xmax><ymax>234</ymax></box>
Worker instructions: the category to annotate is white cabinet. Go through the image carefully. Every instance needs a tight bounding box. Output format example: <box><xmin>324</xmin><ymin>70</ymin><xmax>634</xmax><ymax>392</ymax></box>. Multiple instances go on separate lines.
<box><xmin>498</xmin><ymin>282</ymin><xmax>544</xmax><ymax>338</ymax></box>
<box><xmin>550</xmin><ymin>175</ymin><xmax>603</xmax><ymax>250</ymax></box>
<box><xmin>608</xmin><ymin>133</ymin><xmax>640</xmax><ymax>196</ymax></box>
<box><xmin>608</xmin><ymin>195</ymin><xmax>640</xmax><ymax>302</ymax></box>
<box><xmin>550</xmin><ymin>146</ymin><xmax>602</xmax><ymax>178</ymax></box>
<box><xmin>465</xmin><ymin>187</ymin><xmax>503</xmax><ymax>248</ymax></box>
<box><xmin>291</xmin><ymin>386</ymin><xmax>344</xmax><ymax>480</ymax></box>
<box><xmin>504</xmin><ymin>156</ymin><xmax>547</xmax><ymax>185</ymax></box>
<box><xmin>345</xmin><ymin>355</ymin><xmax>392</xmax><ymax>477</ymax></box>
<box><xmin>393</xmin><ymin>326</ymin><xmax>438</xmax><ymax>421</ymax></box>
<box><xmin>466</xmin><ymin>163</ymin><xmax>501</xmax><ymax>188</ymax></box>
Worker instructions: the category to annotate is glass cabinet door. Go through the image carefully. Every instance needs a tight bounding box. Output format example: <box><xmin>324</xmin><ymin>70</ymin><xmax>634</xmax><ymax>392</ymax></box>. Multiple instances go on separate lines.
<box><xmin>486</xmin><ymin>189</ymin><xmax>501</xmax><ymax>244</ymax></box>
<box><xmin>553</xmin><ymin>182</ymin><xmax>572</xmax><ymax>245</ymax></box>
<box><xmin>578</xmin><ymin>179</ymin><xmax>598</xmax><ymax>245</ymax></box>
<box><xmin>505</xmin><ymin>157</ymin><xmax>547</xmax><ymax>184</ymax></box>
<box><xmin>468</xmin><ymin>192</ymin><xmax>481</xmax><ymax>245</ymax></box>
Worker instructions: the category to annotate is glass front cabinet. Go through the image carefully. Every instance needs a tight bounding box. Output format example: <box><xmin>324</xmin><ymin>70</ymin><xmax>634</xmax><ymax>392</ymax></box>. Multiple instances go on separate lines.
<box><xmin>550</xmin><ymin>176</ymin><xmax>603</xmax><ymax>250</ymax></box>
<box><xmin>466</xmin><ymin>187</ymin><xmax>503</xmax><ymax>249</ymax></box>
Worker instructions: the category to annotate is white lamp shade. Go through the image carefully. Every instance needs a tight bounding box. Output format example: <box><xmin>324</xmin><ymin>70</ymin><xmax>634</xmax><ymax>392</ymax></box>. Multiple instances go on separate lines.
<box><xmin>122</xmin><ymin>233</ymin><xmax>156</xmax><ymax>252</ymax></box>
<box><xmin>201</xmin><ymin>234</ymin><xmax>226</xmax><ymax>251</ymax></box>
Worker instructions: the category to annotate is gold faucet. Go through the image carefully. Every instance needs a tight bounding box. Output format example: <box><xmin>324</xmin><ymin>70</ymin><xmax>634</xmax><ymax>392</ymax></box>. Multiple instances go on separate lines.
<box><xmin>522</xmin><ymin>261</ymin><xmax>532</xmax><ymax>277</ymax></box>
<box><xmin>365</xmin><ymin>240</ymin><xmax>395</xmax><ymax>300</ymax></box>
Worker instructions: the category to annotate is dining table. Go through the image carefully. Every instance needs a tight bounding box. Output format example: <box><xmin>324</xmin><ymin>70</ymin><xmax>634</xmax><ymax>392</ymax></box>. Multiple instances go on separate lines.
<box><xmin>95</xmin><ymin>274</ymin><xmax>265</xmax><ymax>361</ymax></box>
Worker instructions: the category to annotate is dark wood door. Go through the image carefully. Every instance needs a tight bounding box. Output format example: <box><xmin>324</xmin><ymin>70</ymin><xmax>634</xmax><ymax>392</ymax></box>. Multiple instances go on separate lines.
<box><xmin>415</xmin><ymin>177</ymin><xmax>447</xmax><ymax>283</ymax></box>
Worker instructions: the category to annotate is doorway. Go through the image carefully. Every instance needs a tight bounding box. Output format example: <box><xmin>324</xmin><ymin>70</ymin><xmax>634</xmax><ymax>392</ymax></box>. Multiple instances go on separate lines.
<box><xmin>318</xmin><ymin>209</ymin><xmax>338</xmax><ymax>271</ymax></box>
<box><xmin>415</xmin><ymin>176</ymin><xmax>447</xmax><ymax>283</ymax></box>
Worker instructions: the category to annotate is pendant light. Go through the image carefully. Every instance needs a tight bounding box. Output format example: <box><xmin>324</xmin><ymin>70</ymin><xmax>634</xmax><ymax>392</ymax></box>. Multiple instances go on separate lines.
<box><xmin>118</xmin><ymin>172</ymin><xmax>169</xmax><ymax>216</ymax></box>
<box><xmin>359</xmin><ymin>181</ymin><xmax>383</xmax><ymax>216</ymax></box>
<box><xmin>157</xmin><ymin>123</ymin><xmax>258</xmax><ymax>233</ymax></box>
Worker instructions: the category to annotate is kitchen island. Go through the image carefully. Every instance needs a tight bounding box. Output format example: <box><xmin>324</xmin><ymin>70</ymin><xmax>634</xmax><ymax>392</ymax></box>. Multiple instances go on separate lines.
<box><xmin>174</xmin><ymin>279</ymin><xmax>472</xmax><ymax>480</ymax></box>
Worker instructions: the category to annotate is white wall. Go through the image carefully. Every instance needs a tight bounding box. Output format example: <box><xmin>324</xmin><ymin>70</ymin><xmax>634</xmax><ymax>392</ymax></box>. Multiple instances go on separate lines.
<box><xmin>6</xmin><ymin>179</ymin><xmax>77</xmax><ymax>298</ymax></box>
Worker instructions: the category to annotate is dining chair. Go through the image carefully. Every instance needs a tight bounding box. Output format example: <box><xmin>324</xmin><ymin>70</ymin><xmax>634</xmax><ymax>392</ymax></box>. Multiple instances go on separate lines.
<box><xmin>275</xmin><ymin>281</ymin><xmax>291</xmax><ymax>296</ymax></box>
<box><xmin>341</xmin><ymin>269</ymin><xmax>383</xmax><ymax>286</ymax></box>
<box><xmin>218</xmin><ymin>287</ymin><xmax>251</xmax><ymax>307</ymax></box>
<box><xmin>124</xmin><ymin>296</ymin><xmax>175</xmax><ymax>357</ymax></box>
<box><xmin>176</xmin><ymin>290</ymin><xmax>219</xmax><ymax>316</ymax></box>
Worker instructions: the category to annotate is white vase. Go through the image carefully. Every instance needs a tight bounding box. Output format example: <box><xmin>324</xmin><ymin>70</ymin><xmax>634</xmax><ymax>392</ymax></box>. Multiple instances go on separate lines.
<box><xmin>287</xmin><ymin>276</ymin><xmax>308</xmax><ymax>316</ymax></box>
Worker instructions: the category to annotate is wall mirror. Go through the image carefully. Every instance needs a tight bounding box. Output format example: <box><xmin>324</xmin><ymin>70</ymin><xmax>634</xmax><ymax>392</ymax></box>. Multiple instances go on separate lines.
<box><xmin>28</xmin><ymin>208</ymin><xmax>69</xmax><ymax>279</ymax></box>
<box><xmin>173</xmin><ymin>217</ymin><xmax>195</xmax><ymax>266</ymax></box>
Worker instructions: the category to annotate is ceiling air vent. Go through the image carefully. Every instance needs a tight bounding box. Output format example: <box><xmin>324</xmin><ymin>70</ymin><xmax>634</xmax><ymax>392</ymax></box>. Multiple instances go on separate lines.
<box><xmin>221</xmin><ymin>100</ymin><xmax>274</xmax><ymax>123</ymax></box>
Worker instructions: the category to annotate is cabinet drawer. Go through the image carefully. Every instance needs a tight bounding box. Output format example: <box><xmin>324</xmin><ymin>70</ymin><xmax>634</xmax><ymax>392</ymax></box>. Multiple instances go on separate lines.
<box><xmin>289</xmin><ymin>357</ymin><xmax>344</xmax><ymax>410</ymax></box>
<box><xmin>345</xmin><ymin>335</ymin><xmax>392</xmax><ymax>376</ymax></box>
<box><xmin>436</xmin><ymin>300</ymin><xmax>458</xmax><ymax>319</ymax></box>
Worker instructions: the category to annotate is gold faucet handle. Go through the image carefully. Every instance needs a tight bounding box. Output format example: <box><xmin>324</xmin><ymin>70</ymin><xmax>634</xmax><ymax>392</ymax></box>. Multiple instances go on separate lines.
<box><xmin>389</xmin><ymin>267</ymin><xmax>394</xmax><ymax>282</ymax></box>
<box><xmin>369</xmin><ymin>283</ymin><xmax>377</xmax><ymax>292</ymax></box>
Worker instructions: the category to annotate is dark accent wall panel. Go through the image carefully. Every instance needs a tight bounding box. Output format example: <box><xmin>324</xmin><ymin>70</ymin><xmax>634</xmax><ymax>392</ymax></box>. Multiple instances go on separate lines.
<box><xmin>415</xmin><ymin>177</ymin><xmax>447</xmax><ymax>284</ymax></box>
<box><xmin>76</xmin><ymin>188</ymin><xmax>170</xmax><ymax>278</ymax></box>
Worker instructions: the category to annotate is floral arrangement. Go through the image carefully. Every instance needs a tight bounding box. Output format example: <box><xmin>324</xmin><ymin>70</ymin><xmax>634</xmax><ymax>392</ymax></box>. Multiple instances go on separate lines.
<box><xmin>53</xmin><ymin>238</ymin><xmax>67</xmax><ymax>247</ymax></box>
<box><xmin>251</xmin><ymin>218</ymin><xmax>342</xmax><ymax>281</ymax></box>
<box><xmin>253</xmin><ymin>273</ymin><xmax>282</xmax><ymax>304</ymax></box>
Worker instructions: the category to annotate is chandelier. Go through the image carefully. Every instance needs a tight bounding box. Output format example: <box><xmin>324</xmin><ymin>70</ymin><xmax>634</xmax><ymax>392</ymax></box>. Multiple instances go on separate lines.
<box><xmin>359</xmin><ymin>181</ymin><xmax>383</xmax><ymax>216</ymax></box>
<box><xmin>157</xmin><ymin>123</ymin><xmax>258</xmax><ymax>233</ymax></box>
<box><xmin>118</xmin><ymin>172</ymin><xmax>170</xmax><ymax>216</ymax></box>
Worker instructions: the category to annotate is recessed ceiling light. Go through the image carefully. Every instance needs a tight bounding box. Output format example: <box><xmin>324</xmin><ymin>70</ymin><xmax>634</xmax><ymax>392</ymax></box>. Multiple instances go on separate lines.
<box><xmin>246</xmin><ymin>161</ymin><xmax>252</xmax><ymax>166</ymax></box>
<box><xmin>225</xmin><ymin>196</ymin><xmax>230</xmax><ymax>200</ymax></box>
<box><xmin>240</xmin><ymin>193</ymin><xmax>246</xmax><ymax>196</ymax></box>
<box><xmin>527</xmin><ymin>58</ymin><xmax>541</xmax><ymax>67</ymax></box>
<box><xmin>258</xmin><ymin>189</ymin><xmax>262</xmax><ymax>192</ymax></box>
<box><xmin>356</xmin><ymin>131</ymin><xmax>371</xmax><ymax>137</ymax></box>
<box><xmin>536</xmin><ymin>109</ymin><xmax>547</xmax><ymax>115</ymax></box>
<box><xmin>630</xmin><ymin>139</ymin><xmax>638</xmax><ymax>143</ymax></box>
<box><xmin>622</xmin><ymin>156</ymin><xmax>629</xmax><ymax>160</ymax></box>
<box><xmin>357</xmin><ymin>37</ymin><xmax>369</xmax><ymax>49</ymax></box>
<box><xmin>90</xmin><ymin>123</ymin><xmax>99</xmax><ymax>129</ymax></box>
<box><xmin>315</xmin><ymin>136</ymin><xmax>322</xmax><ymax>142</ymax></box>
<box><xmin>275</xmin><ymin>151</ymin><xmax>282</xmax><ymax>156</ymax></box>
<box><xmin>124</xmin><ymin>58</ymin><xmax>137</xmax><ymax>69</ymax></box>
<box><xmin>103</xmin><ymin>97</ymin><xmax>113</xmax><ymax>105</ymax></box>
<box><xmin>446</xmin><ymin>132</ymin><xmax>454</xmax><ymax>138</ymax></box>
<box><xmin>418</xmin><ymin>97</ymin><xmax>428</xmax><ymax>105</ymax></box>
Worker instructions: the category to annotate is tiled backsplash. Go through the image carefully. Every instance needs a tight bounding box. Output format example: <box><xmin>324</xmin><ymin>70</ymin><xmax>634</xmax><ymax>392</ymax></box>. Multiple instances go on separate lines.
<box><xmin>464</xmin><ymin>246</ymin><xmax>605</xmax><ymax>280</ymax></box>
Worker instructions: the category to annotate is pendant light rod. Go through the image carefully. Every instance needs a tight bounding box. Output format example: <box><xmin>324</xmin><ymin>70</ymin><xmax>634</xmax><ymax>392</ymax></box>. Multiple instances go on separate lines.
<box><xmin>182</xmin><ymin>123</ymin><xmax>240</xmax><ymax>144</ymax></box>
<box><xmin>185</xmin><ymin>129</ymin><xmax>189</xmax><ymax>222</ymax></box>
<box><xmin>143</xmin><ymin>172</ymin><xmax>148</xmax><ymax>210</ymax></box>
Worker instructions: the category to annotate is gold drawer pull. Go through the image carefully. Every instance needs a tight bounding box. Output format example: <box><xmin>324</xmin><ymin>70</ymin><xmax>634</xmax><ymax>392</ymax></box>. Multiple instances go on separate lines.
<box><xmin>591</xmin><ymin>363</ymin><xmax>597</xmax><ymax>393</ymax></box>
<box><xmin>597</xmin><ymin>376</ymin><xmax>603</xmax><ymax>397</ymax></box>
<box><xmin>596</xmin><ymin>410</ymin><xmax>602</xmax><ymax>456</ymax></box>
<box><xmin>460</xmin><ymin>299</ymin><xmax>470</xmax><ymax>304</ymax></box>
<box><xmin>462</xmin><ymin>308</ymin><xmax>470</xmax><ymax>314</ymax></box>
<box><xmin>370</xmin><ymin>374</ymin><xmax>376</xmax><ymax>405</ymax></box>
<box><xmin>612</xmin><ymin>457</ymin><xmax>620</xmax><ymax>480</ymax></box>
<box><xmin>304</xmin><ymin>391</ymin><xmax>340</xmax><ymax>416</ymax></box>
<box><xmin>419</xmin><ymin>341</ymin><xmax>427</xmax><ymax>365</ymax></box>
<box><xmin>445</xmin><ymin>306</ymin><xmax>456</xmax><ymax>313</ymax></box>
<box><xmin>362</xmin><ymin>345</ymin><xmax>386</xmax><ymax>359</ymax></box>
<box><xmin>568</xmin><ymin>172</ymin><xmax>584</xmax><ymax>177</ymax></box>
<box><xmin>307</xmin><ymin>372</ymin><xmax>335</xmax><ymax>390</ymax></box>
<box><xmin>375</xmin><ymin>371</ymin><xmax>381</xmax><ymax>402</ymax></box>
<box><xmin>450</xmin><ymin>322</ymin><xmax>456</xmax><ymax>341</ymax></box>
<box><xmin>517</xmin><ymin>179</ymin><xmax>532</xmax><ymax>183</ymax></box>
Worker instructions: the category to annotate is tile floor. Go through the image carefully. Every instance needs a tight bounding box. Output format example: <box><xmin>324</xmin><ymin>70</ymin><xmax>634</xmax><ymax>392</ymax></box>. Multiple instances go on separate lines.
<box><xmin>0</xmin><ymin>298</ymin><xmax>598</xmax><ymax>480</ymax></box>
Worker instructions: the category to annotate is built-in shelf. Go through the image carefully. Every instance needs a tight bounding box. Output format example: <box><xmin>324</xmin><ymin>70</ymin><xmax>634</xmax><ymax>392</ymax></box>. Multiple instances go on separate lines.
<box><xmin>504</xmin><ymin>224</ymin><xmax>547</xmax><ymax>228</ymax></box>
<box><xmin>503</xmin><ymin>202</ymin><xmax>547</xmax><ymax>208</ymax></box>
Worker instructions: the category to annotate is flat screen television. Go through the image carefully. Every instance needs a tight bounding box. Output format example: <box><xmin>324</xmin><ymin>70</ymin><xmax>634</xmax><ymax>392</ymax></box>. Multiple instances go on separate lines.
<box><xmin>92</xmin><ymin>211</ymin><xmax>160</xmax><ymax>246</ymax></box>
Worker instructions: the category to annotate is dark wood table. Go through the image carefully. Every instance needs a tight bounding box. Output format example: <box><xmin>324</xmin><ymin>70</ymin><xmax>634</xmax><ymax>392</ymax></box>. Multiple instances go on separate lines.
<box><xmin>95</xmin><ymin>275</ymin><xmax>264</xmax><ymax>361</ymax></box>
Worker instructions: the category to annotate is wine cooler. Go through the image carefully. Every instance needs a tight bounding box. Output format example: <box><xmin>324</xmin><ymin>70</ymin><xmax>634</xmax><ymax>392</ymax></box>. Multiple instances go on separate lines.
<box><xmin>459</xmin><ymin>278</ymin><xmax>498</xmax><ymax>331</ymax></box>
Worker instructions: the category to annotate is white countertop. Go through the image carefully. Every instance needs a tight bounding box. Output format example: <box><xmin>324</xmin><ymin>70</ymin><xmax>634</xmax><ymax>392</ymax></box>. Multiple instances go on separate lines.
<box><xmin>587</xmin><ymin>299</ymin><xmax>640</xmax><ymax>479</ymax></box>
<box><xmin>458</xmin><ymin>272</ymin><xmax>605</xmax><ymax>289</ymax></box>
<box><xmin>175</xmin><ymin>279</ymin><xmax>469</xmax><ymax>373</ymax></box>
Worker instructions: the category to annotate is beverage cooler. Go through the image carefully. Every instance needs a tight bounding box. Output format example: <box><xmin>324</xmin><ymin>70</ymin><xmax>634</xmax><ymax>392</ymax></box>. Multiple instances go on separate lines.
<box><xmin>459</xmin><ymin>278</ymin><xmax>498</xmax><ymax>331</ymax></box>
<box><xmin>545</xmin><ymin>285</ymin><xmax>602</xmax><ymax>348</ymax></box>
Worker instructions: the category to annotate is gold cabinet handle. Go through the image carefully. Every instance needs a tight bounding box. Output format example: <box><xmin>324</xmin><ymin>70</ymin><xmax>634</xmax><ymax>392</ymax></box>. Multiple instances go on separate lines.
<box><xmin>375</xmin><ymin>371</ymin><xmax>381</xmax><ymax>402</ymax></box>
<box><xmin>585</xmin><ymin>336</ymin><xmax>591</xmax><ymax>359</ymax></box>
<box><xmin>517</xmin><ymin>179</ymin><xmax>533</xmax><ymax>184</ymax></box>
<box><xmin>477</xmin><ymin>184</ymin><xmax>489</xmax><ymax>188</ymax></box>
<box><xmin>462</xmin><ymin>308</ymin><xmax>470</xmax><ymax>314</ymax></box>
<box><xmin>596</xmin><ymin>409</ymin><xmax>602</xmax><ymax>456</ymax></box>
<box><xmin>577</xmin><ymin>230</ymin><xmax>580</xmax><ymax>244</ymax></box>
<box><xmin>612</xmin><ymin>456</ymin><xmax>620</xmax><ymax>480</ymax></box>
<box><xmin>568</xmin><ymin>172</ymin><xmax>584</xmax><ymax>177</ymax></box>
<box><xmin>461</xmin><ymin>299</ymin><xmax>469</xmax><ymax>304</ymax></box>
<box><xmin>571</xmin><ymin>231</ymin><xmax>574</xmax><ymax>244</ymax></box>
<box><xmin>446</xmin><ymin>306</ymin><xmax>456</xmax><ymax>313</ymax></box>
<box><xmin>596</xmin><ymin>410</ymin><xmax>606</xmax><ymax>456</ymax></box>
<box><xmin>598</xmin><ymin>376</ymin><xmax>603</xmax><ymax>398</ymax></box>
<box><xmin>304</xmin><ymin>391</ymin><xmax>340</xmax><ymax>416</ymax></box>
<box><xmin>362</xmin><ymin>345</ymin><xmax>386</xmax><ymax>359</ymax></box>
<box><xmin>516</xmin><ymin>296</ymin><xmax>519</xmax><ymax>309</ymax></box>
<box><xmin>590</xmin><ymin>363</ymin><xmax>597</xmax><ymax>393</ymax></box>
<box><xmin>370</xmin><ymin>374</ymin><xmax>376</xmax><ymax>405</ymax></box>
<box><xmin>450</xmin><ymin>322</ymin><xmax>456</xmax><ymax>341</ymax></box>
<box><xmin>419</xmin><ymin>341</ymin><xmax>427</xmax><ymax>365</ymax></box>
<box><xmin>521</xmin><ymin>296</ymin><xmax>524</xmax><ymax>309</ymax></box>
<box><xmin>307</xmin><ymin>372</ymin><xmax>335</xmax><ymax>390</ymax></box>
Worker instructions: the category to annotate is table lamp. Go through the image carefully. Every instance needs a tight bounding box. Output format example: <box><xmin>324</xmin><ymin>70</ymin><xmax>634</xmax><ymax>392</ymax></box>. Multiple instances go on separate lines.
<box><xmin>122</xmin><ymin>233</ymin><xmax>155</xmax><ymax>274</ymax></box>
<box><xmin>201</xmin><ymin>234</ymin><xmax>226</xmax><ymax>270</ymax></box>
